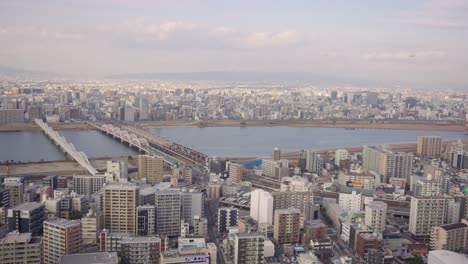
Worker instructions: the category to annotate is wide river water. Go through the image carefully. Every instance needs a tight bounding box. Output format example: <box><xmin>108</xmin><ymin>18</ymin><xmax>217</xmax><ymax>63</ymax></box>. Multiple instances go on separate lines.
<box><xmin>0</xmin><ymin>127</ymin><xmax>466</xmax><ymax>162</ymax></box>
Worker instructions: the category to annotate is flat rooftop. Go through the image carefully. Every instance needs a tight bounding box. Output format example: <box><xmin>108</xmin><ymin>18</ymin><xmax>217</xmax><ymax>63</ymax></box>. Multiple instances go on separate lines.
<box><xmin>12</xmin><ymin>202</ymin><xmax>44</xmax><ymax>211</ymax></box>
<box><xmin>58</xmin><ymin>252</ymin><xmax>118</xmax><ymax>264</ymax></box>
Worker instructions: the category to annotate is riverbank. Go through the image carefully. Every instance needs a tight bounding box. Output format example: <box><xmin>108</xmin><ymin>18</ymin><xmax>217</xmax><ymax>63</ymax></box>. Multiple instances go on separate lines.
<box><xmin>0</xmin><ymin>155</ymin><xmax>135</xmax><ymax>176</ymax></box>
<box><xmin>137</xmin><ymin>120</ymin><xmax>466</xmax><ymax>132</ymax></box>
<box><xmin>0</xmin><ymin>122</ymin><xmax>93</xmax><ymax>131</ymax></box>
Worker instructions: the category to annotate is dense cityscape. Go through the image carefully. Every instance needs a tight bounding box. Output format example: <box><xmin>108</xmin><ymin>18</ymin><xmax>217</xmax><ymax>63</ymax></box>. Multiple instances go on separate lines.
<box><xmin>0</xmin><ymin>79</ymin><xmax>467</xmax><ymax>264</ymax></box>
<box><xmin>1</xmin><ymin>1</ymin><xmax>468</xmax><ymax>264</ymax></box>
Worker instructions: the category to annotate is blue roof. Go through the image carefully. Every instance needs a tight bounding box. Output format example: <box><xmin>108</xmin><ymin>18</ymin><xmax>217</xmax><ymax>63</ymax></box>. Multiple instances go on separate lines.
<box><xmin>243</xmin><ymin>160</ymin><xmax>262</xmax><ymax>168</ymax></box>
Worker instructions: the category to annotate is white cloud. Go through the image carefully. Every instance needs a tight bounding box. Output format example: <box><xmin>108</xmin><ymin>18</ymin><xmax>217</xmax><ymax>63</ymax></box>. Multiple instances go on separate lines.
<box><xmin>244</xmin><ymin>31</ymin><xmax>302</xmax><ymax>47</ymax></box>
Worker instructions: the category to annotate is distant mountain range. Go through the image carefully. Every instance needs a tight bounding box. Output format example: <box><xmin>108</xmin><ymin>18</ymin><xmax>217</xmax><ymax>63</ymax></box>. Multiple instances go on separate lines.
<box><xmin>0</xmin><ymin>65</ymin><xmax>62</xmax><ymax>78</ymax></box>
<box><xmin>0</xmin><ymin>65</ymin><xmax>463</xmax><ymax>90</ymax></box>
<box><xmin>107</xmin><ymin>71</ymin><xmax>379</xmax><ymax>86</ymax></box>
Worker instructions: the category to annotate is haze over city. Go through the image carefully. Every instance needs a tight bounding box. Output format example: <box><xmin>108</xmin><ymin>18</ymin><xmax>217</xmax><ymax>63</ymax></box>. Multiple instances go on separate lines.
<box><xmin>1</xmin><ymin>0</ymin><xmax>468</xmax><ymax>89</ymax></box>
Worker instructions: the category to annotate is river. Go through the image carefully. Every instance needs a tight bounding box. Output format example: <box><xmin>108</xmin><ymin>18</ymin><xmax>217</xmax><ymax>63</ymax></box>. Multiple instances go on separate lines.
<box><xmin>0</xmin><ymin>127</ymin><xmax>465</xmax><ymax>161</ymax></box>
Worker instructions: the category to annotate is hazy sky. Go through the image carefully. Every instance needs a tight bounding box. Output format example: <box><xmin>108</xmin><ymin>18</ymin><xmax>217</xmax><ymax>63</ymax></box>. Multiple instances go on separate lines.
<box><xmin>0</xmin><ymin>0</ymin><xmax>467</xmax><ymax>87</ymax></box>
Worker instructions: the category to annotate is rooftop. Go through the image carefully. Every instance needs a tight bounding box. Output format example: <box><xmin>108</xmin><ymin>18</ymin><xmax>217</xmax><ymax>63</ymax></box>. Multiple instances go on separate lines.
<box><xmin>440</xmin><ymin>222</ymin><xmax>468</xmax><ymax>231</ymax></box>
<box><xmin>58</xmin><ymin>252</ymin><xmax>118</xmax><ymax>264</ymax></box>
<box><xmin>11</xmin><ymin>202</ymin><xmax>44</xmax><ymax>211</ymax></box>
<box><xmin>103</xmin><ymin>182</ymin><xmax>139</xmax><ymax>191</ymax></box>
<box><xmin>45</xmin><ymin>218</ymin><xmax>81</xmax><ymax>228</ymax></box>
<box><xmin>0</xmin><ymin>231</ymin><xmax>32</xmax><ymax>244</ymax></box>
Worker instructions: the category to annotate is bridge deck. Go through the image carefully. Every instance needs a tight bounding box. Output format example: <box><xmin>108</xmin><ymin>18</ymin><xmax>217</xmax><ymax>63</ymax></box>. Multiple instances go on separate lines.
<box><xmin>35</xmin><ymin>119</ymin><xmax>98</xmax><ymax>175</ymax></box>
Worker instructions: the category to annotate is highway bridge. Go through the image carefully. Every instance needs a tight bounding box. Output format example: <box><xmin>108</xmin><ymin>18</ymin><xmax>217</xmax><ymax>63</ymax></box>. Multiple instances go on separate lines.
<box><xmin>91</xmin><ymin>121</ymin><xmax>208</xmax><ymax>165</ymax></box>
<box><xmin>35</xmin><ymin>119</ymin><xmax>98</xmax><ymax>175</ymax></box>
<box><xmin>88</xmin><ymin>123</ymin><xmax>181</xmax><ymax>165</ymax></box>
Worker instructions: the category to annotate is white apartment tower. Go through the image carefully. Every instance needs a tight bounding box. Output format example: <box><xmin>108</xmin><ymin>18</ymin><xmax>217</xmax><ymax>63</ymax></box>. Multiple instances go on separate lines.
<box><xmin>250</xmin><ymin>189</ymin><xmax>274</xmax><ymax>225</ymax></box>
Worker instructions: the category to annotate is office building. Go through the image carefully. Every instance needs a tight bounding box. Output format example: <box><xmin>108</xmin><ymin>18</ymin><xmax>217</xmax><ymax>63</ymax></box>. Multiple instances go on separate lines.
<box><xmin>409</xmin><ymin>196</ymin><xmax>448</xmax><ymax>241</ymax></box>
<box><xmin>218</xmin><ymin>207</ymin><xmax>238</xmax><ymax>234</ymax></box>
<box><xmin>363</xmin><ymin>146</ymin><xmax>413</xmax><ymax>182</ymax></box>
<box><xmin>365</xmin><ymin>201</ymin><xmax>387</xmax><ymax>233</ymax></box>
<box><xmin>103</xmin><ymin>183</ymin><xmax>139</xmax><ymax>236</ymax></box>
<box><xmin>430</xmin><ymin>221</ymin><xmax>468</xmax><ymax>252</ymax></box>
<box><xmin>366</xmin><ymin>248</ymin><xmax>393</xmax><ymax>264</ymax></box>
<box><xmin>250</xmin><ymin>189</ymin><xmax>274</xmax><ymax>225</ymax></box>
<box><xmin>181</xmin><ymin>190</ymin><xmax>204</xmax><ymax>226</ymax></box>
<box><xmin>273</xmin><ymin>147</ymin><xmax>281</xmax><ymax>161</ymax></box>
<box><xmin>207</xmin><ymin>181</ymin><xmax>221</xmax><ymax>200</ymax></box>
<box><xmin>227</xmin><ymin>162</ymin><xmax>244</xmax><ymax>183</ymax></box>
<box><xmin>155</xmin><ymin>190</ymin><xmax>181</xmax><ymax>236</ymax></box>
<box><xmin>273</xmin><ymin>208</ymin><xmax>301</xmax><ymax>244</ymax></box>
<box><xmin>120</xmin><ymin>236</ymin><xmax>160</xmax><ymax>264</ymax></box>
<box><xmin>7</xmin><ymin>202</ymin><xmax>45</xmax><ymax>236</ymax></box>
<box><xmin>193</xmin><ymin>216</ymin><xmax>208</xmax><ymax>237</ymax></box>
<box><xmin>306</xmin><ymin>151</ymin><xmax>323</xmax><ymax>175</ymax></box>
<box><xmin>137</xmin><ymin>205</ymin><xmax>156</xmax><ymax>236</ymax></box>
<box><xmin>448</xmin><ymin>142</ymin><xmax>468</xmax><ymax>169</ymax></box>
<box><xmin>82</xmin><ymin>210</ymin><xmax>101</xmax><ymax>245</ymax></box>
<box><xmin>0</xmin><ymin>231</ymin><xmax>42</xmax><ymax>264</ymax></box>
<box><xmin>335</xmin><ymin>149</ymin><xmax>349</xmax><ymax>167</ymax></box>
<box><xmin>230</xmin><ymin>233</ymin><xmax>265</xmax><ymax>264</ymax></box>
<box><xmin>138</xmin><ymin>155</ymin><xmax>164</xmax><ymax>185</ymax></box>
<box><xmin>73</xmin><ymin>175</ymin><xmax>106</xmax><ymax>196</ymax></box>
<box><xmin>3</xmin><ymin>177</ymin><xmax>24</xmax><ymax>207</ymax></box>
<box><xmin>58</xmin><ymin>252</ymin><xmax>118</xmax><ymax>264</ymax></box>
<box><xmin>43</xmin><ymin>218</ymin><xmax>82</xmax><ymax>264</ymax></box>
<box><xmin>417</xmin><ymin>136</ymin><xmax>442</xmax><ymax>158</ymax></box>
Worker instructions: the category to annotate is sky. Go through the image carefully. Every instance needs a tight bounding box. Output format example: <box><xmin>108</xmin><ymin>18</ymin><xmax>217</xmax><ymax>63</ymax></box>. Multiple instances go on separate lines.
<box><xmin>0</xmin><ymin>0</ymin><xmax>467</xmax><ymax>88</ymax></box>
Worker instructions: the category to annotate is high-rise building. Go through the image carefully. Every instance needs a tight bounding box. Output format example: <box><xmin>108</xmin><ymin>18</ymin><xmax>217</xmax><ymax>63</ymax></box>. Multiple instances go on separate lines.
<box><xmin>250</xmin><ymin>189</ymin><xmax>274</xmax><ymax>225</ymax></box>
<box><xmin>273</xmin><ymin>147</ymin><xmax>281</xmax><ymax>161</ymax></box>
<box><xmin>103</xmin><ymin>183</ymin><xmax>139</xmax><ymax>236</ymax></box>
<box><xmin>7</xmin><ymin>202</ymin><xmax>45</xmax><ymax>236</ymax></box>
<box><xmin>261</xmin><ymin>159</ymin><xmax>289</xmax><ymax>179</ymax></box>
<box><xmin>183</xmin><ymin>166</ymin><xmax>193</xmax><ymax>186</ymax></box>
<box><xmin>3</xmin><ymin>177</ymin><xmax>24</xmax><ymax>207</ymax></box>
<box><xmin>272</xmin><ymin>191</ymin><xmax>313</xmax><ymax>220</ymax></box>
<box><xmin>363</xmin><ymin>146</ymin><xmax>413</xmax><ymax>182</ymax></box>
<box><xmin>0</xmin><ymin>231</ymin><xmax>42</xmax><ymax>264</ymax></box>
<box><xmin>334</xmin><ymin>149</ymin><xmax>349</xmax><ymax>167</ymax></box>
<box><xmin>0</xmin><ymin>109</ymin><xmax>24</xmax><ymax>123</ymax></box>
<box><xmin>339</xmin><ymin>191</ymin><xmax>374</xmax><ymax>214</ymax></box>
<box><xmin>218</xmin><ymin>207</ymin><xmax>238</xmax><ymax>234</ymax></box>
<box><xmin>43</xmin><ymin>218</ymin><xmax>82</xmax><ymax>264</ymax></box>
<box><xmin>230</xmin><ymin>233</ymin><xmax>265</xmax><ymax>264</ymax></box>
<box><xmin>417</xmin><ymin>136</ymin><xmax>442</xmax><ymax>158</ymax></box>
<box><xmin>82</xmin><ymin>210</ymin><xmax>101</xmax><ymax>245</ymax></box>
<box><xmin>409</xmin><ymin>196</ymin><xmax>448</xmax><ymax>241</ymax></box>
<box><xmin>365</xmin><ymin>201</ymin><xmax>387</xmax><ymax>233</ymax></box>
<box><xmin>120</xmin><ymin>236</ymin><xmax>160</xmax><ymax>264</ymax></box>
<box><xmin>155</xmin><ymin>190</ymin><xmax>181</xmax><ymax>237</ymax></box>
<box><xmin>181</xmin><ymin>190</ymin><xmax>204</xmax><ymax>226</ymax></box>
<box><xmin>227</xmin><ymin>162</ymin><xmax>244</xmax><ymax>183</ymax></box>
<box><xmin>73</xmin><ymin>175</ymin><xmax>106</xmax><ymax>196</ymax></box>
<box><xmin>306</xmin><ymin>151</ymin><xmax>323</xmax><ymax>175</ymax></box>
<box><xmin>138</xmin><ymin>155</ymin><xmax>164</xmax><ymax>185</ymax></box>
<box><xmin>430</xmin><ymin>220</ymin><xmax>468</xmax><ymax>252</ymax></box>
<box><xmin>448</xmin><ymin>141</ymin><xmax>468</xmax><ymax>169</ymax></box>
<box><xmin>137</xmin><ymin>205</ymin><xmax>156</xmax><ymax>236</ymax></box>
<box><xmin>273</xmin><ymin>208</ymin><xmax>301</xmax><ymax>244</ymax></box>
<box><xmin>106</xmin><ymin>160</ymin><xmax>128</xmax><ymax>182</ymax></box>
<box><xmin>0</xmin><ymin>188</ymin><xmax>10</xmax><ymax>208</ymax></box>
